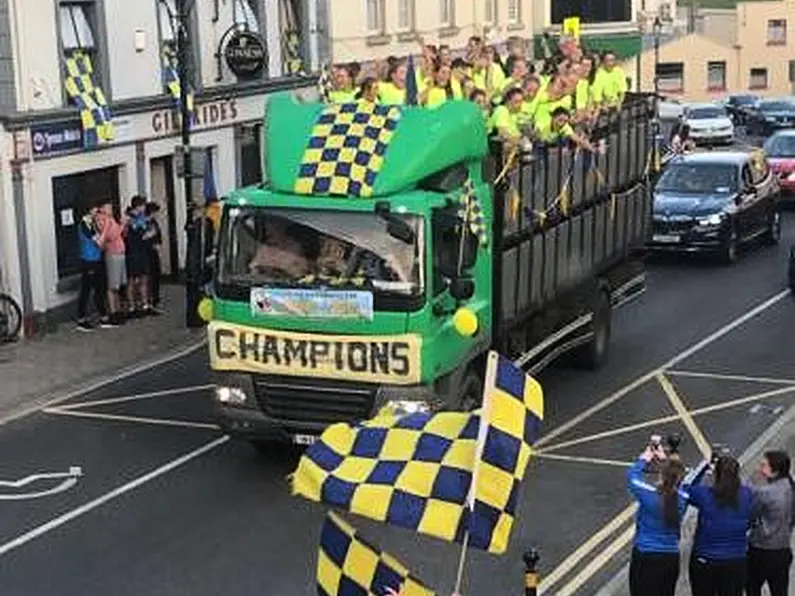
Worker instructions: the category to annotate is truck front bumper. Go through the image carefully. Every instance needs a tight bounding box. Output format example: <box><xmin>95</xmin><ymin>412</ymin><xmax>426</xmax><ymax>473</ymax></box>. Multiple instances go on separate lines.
<box><xmin>213</xmin><ymin>373</ymin><xmax>439</xmax><ymax>444</ymax></box>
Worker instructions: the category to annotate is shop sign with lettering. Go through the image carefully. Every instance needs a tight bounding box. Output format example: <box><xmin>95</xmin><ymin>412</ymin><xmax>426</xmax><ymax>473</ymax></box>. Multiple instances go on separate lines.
<box><xmin>151</xmin><ymin>99</ymin><xmax>240</xmax><ymax>136</ymax></box>
<box><xmin>224</xmin><ymin>31</ymin><xmax>267</xmax><ymax>79</ymax></box>
<box><xmin>208</xmin><ymin>321</ymin><xmax>422</xmax><ymax>385</ymax></box>
<box><xmin>30</xmin><ymin>121</ymin><xmax>84</xmax><ymax>157</ymax></box>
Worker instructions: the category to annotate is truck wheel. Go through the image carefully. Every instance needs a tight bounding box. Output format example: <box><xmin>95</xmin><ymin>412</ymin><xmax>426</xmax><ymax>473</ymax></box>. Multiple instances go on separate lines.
<box><xmin>573</xmin><ymin>290</ymin><xmax>612</xmax><ymax>370</ymax></box>
<box><xmin>458</xmin><ymin>370</ymin><xmax>484</xmax><ymax>412</ymax></box>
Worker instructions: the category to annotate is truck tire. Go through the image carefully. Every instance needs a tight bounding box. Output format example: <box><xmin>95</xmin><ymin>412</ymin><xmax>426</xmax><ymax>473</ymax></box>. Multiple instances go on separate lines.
<box><xmin>764</xmin><ymin>209</ymin><xmax>781</xmax><ymax>246</ymax></box>
<box><xmin>458</xmin><ymin>369</ymin><xmax>484</xmax><ymax>412</ymax></box>
<box><xmin>573</xmin><ymin>290</ymin><xmax>612</xmax><ymax>370</ymax></box>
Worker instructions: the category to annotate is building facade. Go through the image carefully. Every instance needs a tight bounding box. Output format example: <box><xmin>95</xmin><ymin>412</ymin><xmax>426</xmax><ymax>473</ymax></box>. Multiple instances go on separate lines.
<box><xmin>629</xmin><ymin>0</ymin><xmax>795</xmax><ymax>101</ymax></box>
<box><xmin>0</xmin><ymin>0</ymin><xmax>326</xmax><ymax>328</ymax></box>
<box><xmin>329</xmin><ymin>0</ymin><xmax>537</xmax><ymax>64</ymax></box>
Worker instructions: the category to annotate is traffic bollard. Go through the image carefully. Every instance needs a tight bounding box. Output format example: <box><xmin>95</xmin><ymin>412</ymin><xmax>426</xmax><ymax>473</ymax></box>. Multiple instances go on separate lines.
<box><xmin>523</xmin><ymin>549</ymin><xmax>539</xmax><ymax>596</ymax></box>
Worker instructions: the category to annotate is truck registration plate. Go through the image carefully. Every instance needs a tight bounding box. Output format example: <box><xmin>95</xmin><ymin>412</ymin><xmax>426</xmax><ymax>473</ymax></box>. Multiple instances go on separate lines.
<box><xmin>653</xmin><ymin>234</ymin><xmax>681</xmax><ymax>244</ymax></box>
<box><xmin>292</xmin><ymin>434</ymin><xmax>318</xmax><ymax>446</ymax></box>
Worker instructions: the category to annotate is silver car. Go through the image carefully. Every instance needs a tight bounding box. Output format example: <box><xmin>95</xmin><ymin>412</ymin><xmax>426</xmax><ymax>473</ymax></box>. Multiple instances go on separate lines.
<box><xmin>683</xmin><ymin>103</ymin><xmax>735</xmax><ymax>145</ymax></box>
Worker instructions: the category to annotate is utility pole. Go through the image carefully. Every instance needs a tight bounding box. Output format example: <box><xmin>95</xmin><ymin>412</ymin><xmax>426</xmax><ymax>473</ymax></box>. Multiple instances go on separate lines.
<box><xmin>176</xmin><ymin>0</ymin><xmax>202</xmax><ymax>327</ymax></box>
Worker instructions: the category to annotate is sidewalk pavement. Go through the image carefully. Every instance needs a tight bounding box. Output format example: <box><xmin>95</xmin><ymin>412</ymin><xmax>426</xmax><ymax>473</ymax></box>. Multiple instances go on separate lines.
<box><xmin>0</xmin><ymin>283</ymin><xmax>206</xmax><ymax>423</ymax></box>
<box><xmin>596</xmin><ymin>406</ymin><xmax>795</xmax><ymax>596</ymax></box>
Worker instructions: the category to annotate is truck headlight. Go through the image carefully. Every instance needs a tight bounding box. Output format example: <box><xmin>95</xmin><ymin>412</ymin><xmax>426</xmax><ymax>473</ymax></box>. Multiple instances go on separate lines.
<box><xmin>215</xmin><ymin>374</ymin><xmax>255</xmax><ymax>407</ymax></box>
<box><xmin>373</xmin><ymin>385</ymin><xmax>441</xmax><ymax>418</ymax></box>
<box><xmin>698</xmin><ymin>213</ymin><xmax>723</xmax><ymax>227</ymax></box>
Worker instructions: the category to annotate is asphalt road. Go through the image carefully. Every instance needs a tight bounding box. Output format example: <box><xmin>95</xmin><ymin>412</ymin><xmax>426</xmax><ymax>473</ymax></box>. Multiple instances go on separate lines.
<box><xmin>0</xmin><ymin>216</ymin><xmax>794</xmax><ymax>596</ymax></box>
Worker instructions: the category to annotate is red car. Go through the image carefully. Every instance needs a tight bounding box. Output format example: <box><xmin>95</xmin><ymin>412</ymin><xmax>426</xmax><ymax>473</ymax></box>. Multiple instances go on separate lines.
<box><xmin>765</xmin><ymin>130</ymin><xmax>795</xmax><ymax>195</ymax></box>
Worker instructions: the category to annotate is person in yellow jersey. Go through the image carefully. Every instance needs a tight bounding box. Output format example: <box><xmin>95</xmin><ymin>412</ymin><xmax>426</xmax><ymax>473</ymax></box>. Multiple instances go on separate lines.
<box><xmin>519</xmin><ymin>76</ymin><xmax>542</xmax><ymax>128</ymax></box>
<box><xmin>591</xmin><ymin>51</ymin><xmax>628</xmax><ymax>109</ymax></box>
<box><xmin>438</xmin><ymin>44</ymin><xmax>453</xmax><ymax>68</ymax></box>
<box><xmin>328</xmin><ymin>64</ymin><xmax>356</xmax><ymax>103</ymax></box>
<box><xmin>450</xmin><ymin>58</ymin><xmax>469</xmax><ymax>99</ymax></box>
<box><xmin>421</xmin><ymin>61</ymin><xmax>456</xmax><ymax>108</ymax></box>
<box><xmin>536</xmin><ymin>107</ymin><xmax>594</xmax><ymax>150</ymax></box>
<box><xmin>471</xmin><ymin>47</ymin><xmax>506</xmax><ymax>98</ymax></box>
<box><xmin>494</xmin><ymin>56</ymin><xmax>530</xmax><ymax>105</ymax></box>
<box><xmin>469</xmin><ymin>88</ymin><xmax>492</xmax><ymax>132</ymax></box>
<box><xmin>490</xmin><ymin>87</ymin><xmax>525</xmax><ymax>142</ymax></box>
<box><xmin>573</xmin><ymin>58</ymin><xmax>596</xmax><ymax>123</ymax></box>
<box><xmin>379</xmin><ymin>60</ymin><xmax>408</xmax><ymax>105</ymax></box>
<box><xmin>355</xmin><ymin>77</ymin><xmax>380</xmax><ymax>104</ymax></box>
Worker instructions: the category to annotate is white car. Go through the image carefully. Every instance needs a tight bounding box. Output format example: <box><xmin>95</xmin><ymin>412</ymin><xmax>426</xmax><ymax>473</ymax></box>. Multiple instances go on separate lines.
<box><xmin>683</xmin><ymin>103</ymin><xmax>735</xmax><ymax>145</ymax></box>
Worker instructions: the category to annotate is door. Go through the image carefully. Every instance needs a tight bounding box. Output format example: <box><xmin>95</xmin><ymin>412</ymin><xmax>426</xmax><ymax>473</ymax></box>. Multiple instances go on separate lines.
<box><xmin>150</xmin><ymin>157</ymin><xmax>179</xmax><ymax>277</ymax></box>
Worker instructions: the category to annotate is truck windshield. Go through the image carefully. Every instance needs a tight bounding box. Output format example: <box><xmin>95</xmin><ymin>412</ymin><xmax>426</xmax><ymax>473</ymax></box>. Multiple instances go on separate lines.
<box><xmin>217</xmin><ymin>206</ymin><xmax>424</xmax><ymax>298</ymax></box>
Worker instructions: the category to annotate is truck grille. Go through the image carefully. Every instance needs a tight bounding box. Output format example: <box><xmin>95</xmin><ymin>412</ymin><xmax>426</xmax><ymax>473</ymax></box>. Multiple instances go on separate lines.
<box><xmin>253</xmin><ymin>376</ymin><xmax>377</xmax><ymax>424</ymax></box>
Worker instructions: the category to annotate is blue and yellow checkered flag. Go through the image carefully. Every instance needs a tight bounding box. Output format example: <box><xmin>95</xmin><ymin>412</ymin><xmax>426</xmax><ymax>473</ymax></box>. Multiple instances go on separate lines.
<box><xmin>457</xmin><ymin>178</ymin><xmax>489</xmax><ymax>247</ymax></box>
<box><xmin>318</xmin><ymin>511</ymin><xmax>435</xmax><ymax>596</ymax></box>
<box><xmin>63</xmin><ymin>51</ymin><xmax>115</xmax><ymax>148</ymax></box>
<box><xmin>291</xmin><ymin>350</ymin><xmax>543</xmax><ymax>555</ymax></box>
<box><xmin>162</xmin><ymin>49</ymin><xmax>196</xmax><ymax>126</ymax></box>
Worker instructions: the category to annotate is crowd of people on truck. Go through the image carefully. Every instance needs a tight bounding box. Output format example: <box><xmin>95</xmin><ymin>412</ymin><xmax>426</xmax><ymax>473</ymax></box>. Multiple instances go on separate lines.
<box><xmin>325</xmin><ymin>34</ymin><xmax>628</xmax><ymax>149</ymax></box>
<box><xmin>75</xmin><ymin>197</ymin><xmax>164</xmax><ymax>330</ymax></box>
<box><xmin>628</xmin><ymin>444</ymin><xmax>794</xmax><ymax>596</ymax></box>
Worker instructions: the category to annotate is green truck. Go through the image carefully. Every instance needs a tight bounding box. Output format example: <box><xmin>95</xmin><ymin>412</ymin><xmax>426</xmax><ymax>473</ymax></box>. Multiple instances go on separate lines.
<box><xmin>206</xmin><ymin>91</ymin><xmax>656</xmax><ymax>446</ymax></box>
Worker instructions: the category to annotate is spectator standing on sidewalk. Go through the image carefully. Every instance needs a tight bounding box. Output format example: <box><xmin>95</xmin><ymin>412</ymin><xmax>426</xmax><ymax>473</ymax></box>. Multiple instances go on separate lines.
<box><xmin>96</xmin><ymin>203</ymin><xmax>127</xmax><ymax>326</ymax></box>
<box><xmin>686</xmin><ymin>455</ymin><xmax>753</xmax><ymax>596</ymax></box>
<box><xmin>145</xmin><ymin>202</ymin><xmax>163</xmax><ymax>311</ymax></box>
<box><xmin>626</xmin><ymin>444</ymin><xmax>688</xmax><ymax>596</ymax></box>
<box><xmin>124</xmin><ymin>196</ymin><xmax>153</xmax><ymax>317</ymax></box>
<box><xmin>746</xmin><ymin>450</ymin><xmax>795</xmax><ymax>596</ymax></box>
<box><xmin>75</xmin><ymin>204</ymin><xmax>113</xmax><ymax>331</ymax></box>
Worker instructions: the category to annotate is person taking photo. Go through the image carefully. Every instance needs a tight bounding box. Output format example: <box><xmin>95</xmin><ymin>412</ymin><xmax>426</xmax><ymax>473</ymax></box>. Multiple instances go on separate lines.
<box><xmin>687</xmin><ymin>455</ymin><xmax>753</xmax><ymax>596</ymax></box>
<box><xmin>627</xmin><ymin>442</ymin><xmax>688</xmax><ymax>596</ymax></box>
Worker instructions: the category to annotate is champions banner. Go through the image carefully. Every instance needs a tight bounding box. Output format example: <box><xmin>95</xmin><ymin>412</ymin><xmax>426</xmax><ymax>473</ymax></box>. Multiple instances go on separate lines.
<box><xmin>208</xmin><ymin>321</ymin><xmax>422</xmax><ymax>385</ymax></box>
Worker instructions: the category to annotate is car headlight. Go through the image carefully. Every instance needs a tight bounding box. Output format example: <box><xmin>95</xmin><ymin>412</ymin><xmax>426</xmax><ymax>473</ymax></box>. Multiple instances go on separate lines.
<box><xmin>698</xmin><ymin>213</ymin><xmax>724</xmax><ymax>227</ymax></box>
<box><xmin>215</xmin><ymin>373</ymin><xmax>255</xmax><ymax>407</ymax></box>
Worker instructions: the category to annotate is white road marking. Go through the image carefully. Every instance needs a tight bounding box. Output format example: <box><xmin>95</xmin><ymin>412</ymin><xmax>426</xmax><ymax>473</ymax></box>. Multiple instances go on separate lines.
<box><xmin>43</xmin><ymin>408</ymin><xmax>221</xmax><ymax>431</ymax></box>
<box><xmin>0</xmin><ymin>436</ymin><xmax>229</xmax><ymax>558</ymax></box>
<box><xmin>656</xmin><ymin>374</ymin><xmax>711</xmax><ymax>459</ymax></box>
<box><xmin>54</xmin><ymin>384</ymin><xmax>215</xmax><ymax>411</ymax></box>
<box><xmin>539</xmin><ymin>384</ymin><xmax>795</xmax><ymax>453</ymax></box>
<box><xmin>0</xmin><ymin>340</ymin><xmax>206</xmax><ymax>426</ymax></box>
<box><xmin>0</xmin><ymin>467</ymin><xmax>83</xmax><ymax>501</ymax></box>
<box><xmin>534</xmin><ymin>453</ymin><xmax>634</xmax><ymax>468</ymax></box>
<box><xmin>536</xmin><ymin>288</ymin><xmax>790</xmax><ymax>449</ymax></box>
<box><xmin>667</xmin><ymin>370</ymin><xmax>795</xmax><ymax>385</ymax></box>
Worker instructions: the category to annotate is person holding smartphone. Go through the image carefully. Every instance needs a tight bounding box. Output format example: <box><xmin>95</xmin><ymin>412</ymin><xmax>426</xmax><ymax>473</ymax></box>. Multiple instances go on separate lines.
<box><xmin>627</xmin><ymin>438</ymin><xmax>688</xmax><ymax>596</ymax></box>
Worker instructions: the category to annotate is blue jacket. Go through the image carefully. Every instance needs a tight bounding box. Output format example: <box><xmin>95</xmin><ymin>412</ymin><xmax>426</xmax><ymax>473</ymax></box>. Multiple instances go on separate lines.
<box><xmin>78</xmin><ymin>218</ymin><xmax>102</xmax><ymax>263</ymax></box>
<box><xmin>628</xmin><ymin>459</ymin><xmax>689</xmax><ymax>553</ymax></box>
<box><xmin>688</xmin><ymin>483</ymin><xmax>754</xmax><ymax>560</ymax></box>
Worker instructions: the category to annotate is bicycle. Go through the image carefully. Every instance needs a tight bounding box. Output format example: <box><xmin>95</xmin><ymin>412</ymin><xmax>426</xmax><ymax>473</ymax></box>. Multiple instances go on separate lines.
<box><xmin>0</xmin><ymin>264</ymin><xmax>22</xmax><ymax>343</ymax></box>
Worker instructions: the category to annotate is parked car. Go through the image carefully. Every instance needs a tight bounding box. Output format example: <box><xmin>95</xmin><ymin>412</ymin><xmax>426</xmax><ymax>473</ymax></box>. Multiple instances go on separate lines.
<box><xmin>648</xmin><ymin>151</ymin><xmax>781</xmax><ymax>264</ymax></box>
<box><xmin>682</xmin><ymin>103</ymin><xmax>735</xmax><ymax>146</ymax></box>
<box><xmin>764</xmin><ymin>130</ymin><xmax>795</xmax><ymax>198</ymax></box>
<box><xmin>746</xmin><ymin>98</ymin><xmax>795</xmax><ymax>137</ymax></box>
<box><xmin>725</xmin><ymin>94</ymin><xmax>759</xmax><ymax>125</ymax></box>
<box><xmin>659</xmin><ymin>97</ymin><xmax>684</xmax><ymax>121</ymax></box>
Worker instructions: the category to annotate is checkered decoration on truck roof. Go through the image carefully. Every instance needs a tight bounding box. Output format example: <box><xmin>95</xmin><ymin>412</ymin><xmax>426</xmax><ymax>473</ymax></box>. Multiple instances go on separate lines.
<box><xmin>294</xmin><ymin>101</ymin><xmax>402</xmax><ymax>198</ymax></box>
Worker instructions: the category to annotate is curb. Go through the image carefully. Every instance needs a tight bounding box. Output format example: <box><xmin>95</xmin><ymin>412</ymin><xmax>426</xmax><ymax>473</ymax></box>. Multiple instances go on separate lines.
<box><xmin>593</xmin><ymin>403</ymin><xmax>795</xmax><ymax>596</ymax></box>
<box><xmin>0</xmin><ymin>337</ymin><xmax>208</xmax><ymax>427</ymax></box>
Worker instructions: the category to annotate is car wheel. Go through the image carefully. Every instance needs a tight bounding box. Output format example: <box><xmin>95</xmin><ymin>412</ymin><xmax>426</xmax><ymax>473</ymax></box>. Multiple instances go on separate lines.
<box><xmin>720</xmin><ymin>227</ymin><xmax>739</xmax><ymax>265</ymax></box>
<box><xmin>764</xmin><ymin>209</ymin><xmax>782</xmax><ymax>245</ymax></box>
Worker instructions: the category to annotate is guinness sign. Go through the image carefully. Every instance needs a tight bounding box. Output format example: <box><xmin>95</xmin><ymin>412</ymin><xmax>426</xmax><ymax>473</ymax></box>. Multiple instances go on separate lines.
<box><xmin>224</xmin><ymin>31</ymin><xmax>267</xmax><ymax>79</ymax></box>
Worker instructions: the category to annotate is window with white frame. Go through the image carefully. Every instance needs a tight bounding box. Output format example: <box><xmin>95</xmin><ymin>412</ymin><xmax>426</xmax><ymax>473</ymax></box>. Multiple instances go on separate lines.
<box><xmin>366</xmin><ymin>0</ymin><xmax>385</xmax><ymax>34</ymax></box>
<box><xmin>60</xmin><ymin>2</ymin><xmax>96</xmax><ymax>53</ymax></box>
<box><xmin>158</xmin><ymin>0</ymin><xmax>177</xmax><ymax>46</ymax></box>
<box><xmin>707</xmin><ymin>61</ymin><xmax>726</xmax><ymax>91</ymax></box>
<box><xmin>440</xmin><ymin>0</ymin><xmax>454</xmax><ymax>27</ymax></box>
<box><xmin>234</xmin><ymin>0</ymin><xmax>260</xmax><ymax>32</ymax></box>
<box><xmin>507</xmin><ymin>0</ymin><xmax>521</xmax><ymax>24</ymax></box>
<box><xmin>484</xmin><ymin>0</ymin><xmax>496</xmax><ymax>25</ymax></box>
<box><xmin>398</xmin><ymin>0</ymin><xmax>415</xmax><ymax>31</ymax></box>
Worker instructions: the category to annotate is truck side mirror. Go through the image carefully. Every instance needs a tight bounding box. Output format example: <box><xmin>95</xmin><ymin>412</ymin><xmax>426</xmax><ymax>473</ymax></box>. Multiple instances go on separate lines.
<box><xmin>450</xmin><ymin>278</ymin><xmax>475</xmax><ymax>301</ymax></box>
